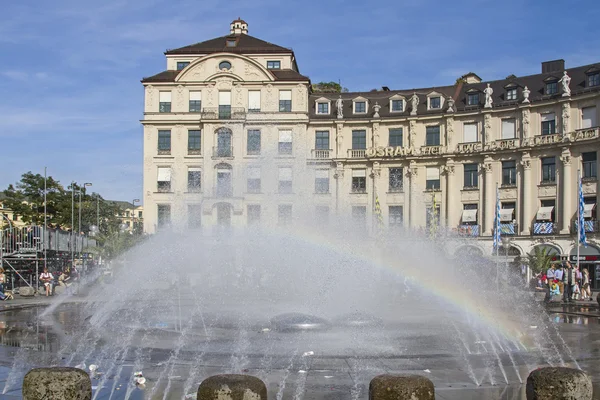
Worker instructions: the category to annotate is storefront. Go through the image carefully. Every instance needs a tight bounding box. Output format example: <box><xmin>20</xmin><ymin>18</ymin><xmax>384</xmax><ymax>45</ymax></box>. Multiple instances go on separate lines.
<box><xmin>569</xmin><ymin>245</ymin><xmax>600</xmax><ymax>289</ymax></box>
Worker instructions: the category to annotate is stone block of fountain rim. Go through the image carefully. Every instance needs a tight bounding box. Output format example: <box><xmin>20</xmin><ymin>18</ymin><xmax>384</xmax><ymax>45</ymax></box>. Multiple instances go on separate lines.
<box><xmin>526</xmin><ymin>367</ymin><xmax>592</xmax><ymax>400</ymax></box>
<box><xmin>369</xmin><ymin>374</ymin><xmax>435</xmax><ymax>400</ymax></box>
<box><xmin>19</xmin><ymin>287</ymin><xmax>35</xmax><ymax>297</ymax></box>
<box><xmin>54</xmin><ymin>285</ymin><xmax>66</xmax><ymax>295</ymax></box>
<box><xmin>22</xmin><ymin>367</ymin><xmax>91</xmax><ymax>400</ymax></box>
<box><xmin>197</xmin><ymin>374</ymin><xmax>267</xmax><ymax>400</ymax></box>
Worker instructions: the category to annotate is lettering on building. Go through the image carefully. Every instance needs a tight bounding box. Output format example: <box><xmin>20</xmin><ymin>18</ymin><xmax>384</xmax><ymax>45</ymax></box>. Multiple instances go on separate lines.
<box><xmin>456</xmin><ymin>143</ymin><xmax>483</xmax><ymax>153</ymax></box>
<box><xmin>572</xmin><ymin>128</ymin><xmax>599</xmax><ymax>141</ymax></box>
<box><xmin>420</xmin><ymin>146</ymin><xmax>442</xmax><ymax>155</ymax></box>
<box><xmin>533</xmin><ymin>134</ymin><xmax>561</xmax><ymax>145</ymax></box>
<box><xmin>366</xmin><ymin>146</ymin><xmax>414</xmax><ymax>158</ymax></box>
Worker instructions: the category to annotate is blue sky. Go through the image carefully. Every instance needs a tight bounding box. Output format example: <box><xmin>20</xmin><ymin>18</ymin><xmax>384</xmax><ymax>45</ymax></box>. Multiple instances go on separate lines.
<box><xmin>1</xmin><ymin>0</ymin><xmax>599</xmax><ymax>202</ymax></box>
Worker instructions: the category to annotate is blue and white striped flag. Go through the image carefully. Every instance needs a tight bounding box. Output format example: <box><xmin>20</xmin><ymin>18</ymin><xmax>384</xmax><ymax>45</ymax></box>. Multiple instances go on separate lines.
<box><xmin>493</xmin><ymin>186</ymin><xmax>501</xmax><ymax>251</ymax></box>
<box><xmin>578</xmin><ymin>175</ymin><xmax>587</xmax><ymax>247</ymax></box>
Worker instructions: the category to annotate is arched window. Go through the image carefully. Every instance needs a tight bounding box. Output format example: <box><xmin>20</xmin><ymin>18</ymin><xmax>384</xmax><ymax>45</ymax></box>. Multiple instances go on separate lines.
<box><xmin>219</xmin><ymin>61</ymin><xmax>232</xmax><ymax>70</ymax></box>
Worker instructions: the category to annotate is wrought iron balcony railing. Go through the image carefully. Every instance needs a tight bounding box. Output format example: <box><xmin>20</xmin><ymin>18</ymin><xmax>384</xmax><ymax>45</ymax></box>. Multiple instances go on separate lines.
<box><xmin>201</xmin><ymin>107</ymin><xmax>246</xmax><ymax>120</ymax></box>
<box><xmin>532</xmin><ymin>222</ymin><xmax>557</xmax><ymax>235</ymax></box>
<box><xmin>457</xmin><ymin>225</ymin><xmax>480</xmax><ymax>237</ymax></box>
<box><xmin>212</xmin><ymin>146</ymin><xmax>234</xmax><ymax>158</ymax></box>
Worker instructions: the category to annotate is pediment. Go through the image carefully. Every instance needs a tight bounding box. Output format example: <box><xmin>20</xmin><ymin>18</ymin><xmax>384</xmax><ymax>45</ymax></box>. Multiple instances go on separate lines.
<box><xmin>176</xmin><ymin>54</ymin><xmax>273</xmax><ymax>83</ymax></box>
<box><xmin>427</xmin><ymin>91</ymin><xmax>443</xmax><ymax>97</ymax></box>
<box><xmin>585</xmin><ymin>65</ymin><xmax>600</xmax><ymax>74</ymax></box>
<box><xmin>503</xmin><ymin>82</ymin><xmax>520</xmax><ymax>89</ymax></box>
<box><xmin>314</xmin><ymin>96</ymin><xmax>330</xmax><ymax>103</ymax></box>
<box><xmin>465</xmin><ymin>88</ymin><xmax>480</xmax><ymax>93</ymax></box>
<box><xmin>389</xmin><ymin>93</ymin><xmax>406</xmax><ymax>100</ymax></box>
<box><xmin>543</xmin><ymin>75</ymin><xmax>558</xmax><ymax>83</ymax></box>
<box><xmin>353</xmin><ymin>96</ymin><xmax>368</xmax><ymax>102</ymax></box>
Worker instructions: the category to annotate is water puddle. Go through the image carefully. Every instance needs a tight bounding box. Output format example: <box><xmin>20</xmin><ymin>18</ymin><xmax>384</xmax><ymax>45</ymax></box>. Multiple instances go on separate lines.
<box><xmin>549</xmin><ymin>313</ymin><xmax>600</xmax><ymax>325</ymax></box>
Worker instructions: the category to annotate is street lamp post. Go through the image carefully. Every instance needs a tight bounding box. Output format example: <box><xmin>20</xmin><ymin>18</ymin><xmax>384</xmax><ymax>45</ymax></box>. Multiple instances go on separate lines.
<box><xmin>69</xmin><ymin>182</ymin><xmax>76</xmax><ymax>268</ymax></box>
<box><xmin>132</xmin><ymin>199</ymin><xmax>140</xmax><ymax>234</ymax></box>
<box><xmin>78</xmin><ymin>183</ymin><xmax>92</xmax><ymax>263</ymax></box>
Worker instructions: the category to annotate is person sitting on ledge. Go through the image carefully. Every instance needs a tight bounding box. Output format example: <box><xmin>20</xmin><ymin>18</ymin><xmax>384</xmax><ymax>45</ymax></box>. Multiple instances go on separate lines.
<box><xmin>39</xmin><ymin>268</ymin><xmax>54</xmax><ymax>297</ymax></box>
<box><xmin>0</xmin><ymin>267</ymin><xmax>9</xmax><ymax>301</ymax></box>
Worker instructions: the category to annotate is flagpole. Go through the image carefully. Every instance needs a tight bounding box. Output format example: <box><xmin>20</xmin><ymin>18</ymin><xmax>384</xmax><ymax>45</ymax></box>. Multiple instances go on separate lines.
<box><xmin>495</xmin><ymin>182</ymin><xmax>499</xmax><ymax>291</ymax></box>
<box><xmin>577</xmin><ymin>169</ymin><xmax>581</xmax><ymax>272</ymax></box>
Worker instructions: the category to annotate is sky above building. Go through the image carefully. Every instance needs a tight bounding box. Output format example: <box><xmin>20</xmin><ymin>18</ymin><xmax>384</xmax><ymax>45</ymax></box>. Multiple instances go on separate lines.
<box><xmin>1</xmin><ymin>0</ymin><xmax>599</xmax><ymax>202</ymax></box>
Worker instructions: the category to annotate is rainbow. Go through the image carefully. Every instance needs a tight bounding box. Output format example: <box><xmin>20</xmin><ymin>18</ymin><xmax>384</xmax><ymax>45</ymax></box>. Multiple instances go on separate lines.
<box><xmin>268</xmin><ymin>224</ymin><xmax>530</xmax><ymax>345</ymax></box>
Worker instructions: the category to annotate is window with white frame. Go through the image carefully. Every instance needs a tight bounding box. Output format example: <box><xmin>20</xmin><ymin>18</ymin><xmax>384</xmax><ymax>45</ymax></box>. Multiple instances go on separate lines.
<box><xmin>353</xmin><ymin>98</ymin><xmax>367</xmax><ymax>114</ymax></box>
<box><xmin>187</xmin><ymin>167</ymin><xmax>201</xmax><ymax>192</ymax></box>
<box><xmin>248</xmin><ymin>90</ymin><xmax>261</xmax><ymax>113</ymax></box>
<box><xmin>157</xmin><ymin>167</ymin><xmax>172</xmax><ymax>192</ymax></box>
<box><xmin>278</xmin><ymin>167</ymin><xmax>292</xmax><ymax>193</ymax></box>
<box><xmin>247</xmin><ymin>167</ymin><xmax>261</xmax><ymax>193</ymax></box>
<box><xmin>315</xmin><ymin>169</ymin><xmax>329</xmax><ymax>193</ymax></box>
<box><xmin>582</xmin><ymin>106</ymin><xmax>597</xmax><ymax>129</ymax></box>
<box><xmin>279</xmin><ymin>90</ymin><xmax>292</xmax><ymax>112</ymax></box>
<box><xmin>278</xmin><ymin>130</ymin><xmax>292</xmax><ymax>155</ymax></box>
<box><xmin>390</xmin><ymin>98</ymin><xmax>404</xmax><ymax>112</ymax></box>
<box><xmin>501</xmin><ymin>119</ymin><xmax>516</xmax><ymax>139</ymax></box>
<box><xmin>189</xmin><ymin>91</ymin><xmax>201</xmax><ymax>112</ymax></box>
<box><xmin>317</xmin><ymin>102</ymin><xmax>329</xmax><ymax>114</ymax></box>
<box><xmin>541</xmin><ymin>113</ymin><xmax>556</xmax><ymax>135</ymax></box>
<box><xmin>177</xmin><ymin>61</ymin><xmax>190</xmax><ymax>70</ymax></box>
<box><xmin>428</xmin><ymin>96</ymin><xmax>442</xmax><ymax>109</ymax></box>
<box><xmin>159</xmin><ymin>91</ymin><xmax>171</xmax><ymax>112</ymax></box>
<box><xmin>506</xmin><ymin>88</ymin><xmax>517</xmax><ymax>101</ymax></box>
<box><xmin>267</xmin><ymin>60</ymin><xmax>281</xmax><ymax>70</ymax></box>
<box><xmin>351</xmin><ymin>169</ymin><xmax>367</xmax><ymax>193</ymax></box>
<box><xmin>463</xmin><ymin>123</ymin><xmax>478</xmax><ymax>143</ymax></box>
<box><xmin>426</xmin><ymin>167</ymin><xmax>440</xmax><ymax>190</ymax></box>
<box><xmin>157</xmin><ymin>204</ymin><xmax>171</xmax><ymax>228</ymax></box>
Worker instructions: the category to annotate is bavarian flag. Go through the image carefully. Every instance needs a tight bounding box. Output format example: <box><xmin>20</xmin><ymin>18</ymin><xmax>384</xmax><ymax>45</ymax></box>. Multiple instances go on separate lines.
<box><xmin>375</xmin><ymin>195</ymin><xmax>384</xmax><ymax>230</ymax></box>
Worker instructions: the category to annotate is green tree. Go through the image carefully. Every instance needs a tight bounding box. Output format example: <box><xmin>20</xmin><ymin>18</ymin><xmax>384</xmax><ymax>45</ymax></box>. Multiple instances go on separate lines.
<box><xmin>89</xmin><ymin>224</ymin><xmax>145</xmax><ymax>260</ymax></box>
<box><xmin>312</xmin><ymin>81</ymin><xmax>349</xmax><ymax>93</ymax></box>
<box><xmin>526</xmin><ymin>247</ymin><xmax>555</xmax><ymax>274</ymax></box>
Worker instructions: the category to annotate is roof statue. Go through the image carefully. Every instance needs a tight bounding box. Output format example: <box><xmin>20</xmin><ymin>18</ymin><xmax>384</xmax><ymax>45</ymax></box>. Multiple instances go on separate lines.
<box><xmin>336</xmin><ymin>96</ymin><xmax>343</xmax><ymax>119</ymax></box>
<box><xmin>410</xmin><ymin>93</ymin><xmax>419</xmax><ymax>116</ymax></box>
<box><xmin>559</xmin><ymin>71</ymin><xmax>571</xmax><ymax>97</ymax></box>
<box><xmin>484</xmin><ymin>84</ymin><xmax>493</xmax><ymax>108</ymax></box>
<box><xmin>522</xmin><ymin>86</ymin><xmax>531</xmax><ymax>103</ymax></box>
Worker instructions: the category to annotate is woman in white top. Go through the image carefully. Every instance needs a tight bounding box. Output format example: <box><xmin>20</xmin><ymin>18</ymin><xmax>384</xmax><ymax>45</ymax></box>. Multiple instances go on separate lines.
<box><xmin>39</xmin><ymin>268</ymin><xmax>54</xmax><ymax>296</ymax></box>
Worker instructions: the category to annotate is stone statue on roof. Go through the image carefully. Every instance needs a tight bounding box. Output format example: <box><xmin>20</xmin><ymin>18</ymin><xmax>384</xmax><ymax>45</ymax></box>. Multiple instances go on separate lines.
<box><xmin>559</xmin><ymin>71</ymin><xmax>571</xmax><ymax>97</ymax></box>
<box><xmin>483</xmin><ymin>83</ymin><xmax>493</xmax><ymax>108</ymax></box>
<box><xmin>410</xmin><ymin>93</ymin><xmax>419</xmax><ymax>116</ymax></box>
<box><xmin>336</xmin><ymin>96</ymin><xmax>343</xmax><ymax>119</ymax></box>
<box><xmin>522</xmin><ymin>86</ymin><xmax>530</xmax><ymax>103</ymax></box>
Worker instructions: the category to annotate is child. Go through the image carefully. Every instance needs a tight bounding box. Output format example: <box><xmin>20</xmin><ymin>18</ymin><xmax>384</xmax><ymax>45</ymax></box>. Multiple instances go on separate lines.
<box><xmin>550</xmin><ymin>280</ymin><xmax>560</xmax><ymax>296</ymax></box>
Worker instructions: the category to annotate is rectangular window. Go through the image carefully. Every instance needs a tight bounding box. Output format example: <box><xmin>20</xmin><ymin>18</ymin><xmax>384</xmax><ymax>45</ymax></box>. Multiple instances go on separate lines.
<box><xmin>352</xmin><ymin>130</ymin><xmax>367</xmax><ymax>149</ymax></box>
<box><xmin>501</xmin><ymin>202</ymin><xmax>515</xmax><ymax>223</ymax></box>
<box><xmin>157</xmin><ymin>204</ymin><xmax>171</xmax><ymax>228</ymax></box>
<box><xmin>389</xmin><ymin>206</ymin><xmax>403</xmax><ymax>228</ymax></box>
<box><xmin>541</xmin><ymin>157</ymin><xmax>556</xmax><ymax>183</ymax></box>
<box><xmin>463</xmin><ymin>123</ymin><xmax>478</xmax><ymax>143</ymax></box>
<box><xmin>506</xmin><ymin>88</ymin><xmax>517</xmax><ymax>101</ymax></box>
<box><xmin>389</xmin><ymin>128</ymin><xmax>403</xmax><ymax>147</ymax></box>
<box><xmin>351</xmin><ymin>169</ymin><xmax>367</xmax><ymax>193</ymax></box>
<box><xmin>541</xmin><ymin>113</ymin><xmax>556</xmax><ymax>135</ymax></box>
<box><xmin>589</xmin><ymin>73</ymin><xmax>600</xmax><ymax>87</ymax></box>
<box><xmin>467</xmin><ymin>93</ymin><xmax>479</xmax><ymax>106</ymax></box>
<box><xmin>189</xmin><ymin>91</ymin><xmax>201</xmax><ymax>112</ymax></box>
<box><xmin>226</xmin><ymin>39</ymin><xmax>236</xmax><ymax>47</ymax></box>
<box><xmin>501</xmin><ymin>119</ymin><xmax>516</xmax><ymax>139</ymax></box>
<box><xmin>247</xmin><ymin>130</ymin><xmax>261</xmax><ymax>155</ymax></box>
<box><xmin>582</xmin><ymin>106</ymin><xmax>597</xmax><ymax>129</ymax></box>
<box><xmin>582</xmin><ymin>152</ymin><xmax>597</xmax><ymax>178</ymax></box>
<box><xmin>354</xmin><ymin>101</ymin><xmax>366</xmax><ymax>113</ymax></box>
<box><xmin>278</xmin><ymin>167</ymin><xmax>292</xmax><ymax>194</ymax></box>
<box><xmin>315</xmin><ymin>131</ymin><xmax>330</xmax><ymax>150</ymax></box>
<box><xmin>177</xmin><ymin>61</ymin><xmax>190</xmax><ymax>70</ymax></box>
<box><xmin>158</xmin><ymin>130</ymin><xmax>171</xmax><ymax>153</ymax></box>
<box><xmin>188</xmin><ymin>130</ymin><xmax>201</xmax><ymax>154</ymax></box>
<box><xmin>463</xmin><ymin>163</ymin><xmax>478</xmax><ymax>188</ymax></box>
<box><xmin>389</xmin><ymin>168</ymin><xmax>403</xmax><ymax>192</ymax></box>
<box><xmin>502</xmin><ymin>161</ymin><xmax>517</xmax><ymax>186</ymax></box>
<box><xmin>352</xmin><ymin>206</ymin><xmax>367</xmax><ymax>227</ymax></box>
<box><xmin>247</xmin><ymin>205</ymin><xmax>261</xmax><ymax>224</ymax></box>
<box><xmin>188</xmin><ymin>204</ymin><xmax>202</xmax><ymax>229</ymax></box>
<box><xmin>430</xmin><ymin>97</ymin><xmax>441</xmax><ymax>109</ymax></box>
<box><xmin>315</xmin><ymin>169</ymin><xmax>330</xmax><ymax>193</ymax></box>
<box><xmin>247</xmin><ymin>167</ymin><xmax>261</xmax><ymax>193</ymax></box>
<box><xmin>267</xmin><ymin>60</ymin><xmax>281</xmax><ymax>70</ymax></box>
<box><xmin>317</xmin><ymin>102</ymin><xmax>329</xmax><ymax>114</ymax></box>
<box><xmin>278</xmin><ymin>130</ymin><xmax>292</xmax><ymax>155</ymax></box>
<box><xmin>187</xmin><ymin>167</ymin><xmax>201</xmax><ymax>192</ymax></box>
<box><xmin>218</xmin><ymin>91</ymin><xmax>231</xmax><ymax>119</ymax></box>
<box><xmin>248</xmin><ymin>90</ymin><xmax>261</xmax><ymax>112</ymax></box>
<box><xmin>426</xmin><ymin>126</ymin><xmax>440</xmax><ymax>146</ymax></box>
<box><xmin>540</xmin><ymin>199</ymin><xmax>556</xmax><ymax>222</ymax></box>
<box><xmin>426</xmin><ymin>167</ymin><xmax>440</xmax><ymax>190</ymax></box>
<box><xmin>279</xmin><ymin>90</ymin><xmax>292</xmax><ymax>112</ymax></box>
<box><xmin>391</xmin><ymin>99</ymin><xmax>403</xmax><ymax>112</ymax></box>
<box><xmin>278</xmin><ymin>205</ymin><xmax>292</xmax><ymax>226</ymax></box>
<box><xmin>545</xmin><ymin>82</ymin><xmax>558</xmax><ymax>95</ymax></box>
<box><xmin>159</xmin><ymin>91</ymin><xmax>171</xmax><ymax>113</ymax></box>
<box><xmin>315</xmin><ymin>206</ymin><xmax>329</xmax><ymax>224</ymax></box>
<box><xmin>157</xmin><ymin>167</ymin><xmax>172</xmax><ymax>192</ymax></box>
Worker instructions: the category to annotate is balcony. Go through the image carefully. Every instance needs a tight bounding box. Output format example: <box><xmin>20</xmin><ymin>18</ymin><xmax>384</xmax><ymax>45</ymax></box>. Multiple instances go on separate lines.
<box><xmin>311</xmin><ymin>149</ymin><xmax>332</xmax><ymax>159</ymax></box>
<box><xmin>572</xmin><ymin>220</ymin><xmax>599</xmax><ymax>234</ymax></box>
<box><xmin>500</xmin><ymin>223</ymin><xmax>518</xmax><ymax>235</ymax></box>
<box><xmin>201</xmin><ymin>107</ymin><xmax>246</xmax><ymax>120</ymax></box>
<box><xmin>213</xmin><ymin>146</ymin><xmax>234</xmax><ymax>158</ymax></box>
<box><xmin>187</xmin><ymin>149</ymin><xmax>202</xmax><ymax>156</ymax></box>
<box><xmin>348</xmin><ymin>149</ymin><xmax>366</xmax><ymax>158</ymax></box>
<box><xmin>457</xmin><ymin>225</ymin><xmax>480</xmax><ymax>237</ymax></box>
<box><xmin>157</xmin><ymin>149</ymin><xmax>171</xmax><ymax>155</ymax></box>
<box><xmin>532</xmin><ymin>222</ymin><xmax>557</xmax><ymax>235</ymax></box>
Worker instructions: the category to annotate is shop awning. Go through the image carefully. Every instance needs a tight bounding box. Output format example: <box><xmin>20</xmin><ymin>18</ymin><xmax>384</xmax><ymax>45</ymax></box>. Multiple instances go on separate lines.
<box><xmin>461</xmin><ymin>209</ymin><xmax>477</xmax><ymax>223</ymax></box>
<box><xmin>536</xmin><ymin>206</ymin><xmax>554</xmax><ymax>221</ymax></box>
<box><xmin>583</xmin><ymin>203</ymin><xmax>596</xmax><ymax>219</ymax></box>
<box><xmin>500</xmin><ymin>208</ymin><xmax>514</xmax><ymax>222</ymax></box>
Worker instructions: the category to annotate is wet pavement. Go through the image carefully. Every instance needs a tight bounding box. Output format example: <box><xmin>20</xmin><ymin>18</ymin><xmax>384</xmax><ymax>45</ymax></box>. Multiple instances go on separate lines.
<box><xmin>0</xmin><ymin>301</ymin><xmax>599</xmax><ymax>399</ymax></box>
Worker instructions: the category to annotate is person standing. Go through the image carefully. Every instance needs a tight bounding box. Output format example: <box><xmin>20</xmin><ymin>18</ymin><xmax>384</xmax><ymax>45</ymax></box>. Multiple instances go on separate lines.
<box><xmin>554</xmin><ymin>264</ymin><xmax>564</xmax><ymax>294</ymax></box>
<box><xmin>546</xmin><ymin>265</ymin><xmax>556</xmax><ymax>288</ymax></box>
<box><xmin>563</xmin><ymin>262</ymin><xmax>576</xmax><ymax>303</ymax></box>
<box><xmin>582</xmin><ymin>268</ymin><xmax>591</xmax><ymax>301</ymax></box>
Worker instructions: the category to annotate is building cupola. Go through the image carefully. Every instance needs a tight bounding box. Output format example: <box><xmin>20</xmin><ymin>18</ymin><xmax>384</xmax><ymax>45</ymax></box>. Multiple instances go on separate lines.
<box><xmin>230</xmin><ymin>18</ymin><xmax>248</xmax><ymax>35</ymax></box>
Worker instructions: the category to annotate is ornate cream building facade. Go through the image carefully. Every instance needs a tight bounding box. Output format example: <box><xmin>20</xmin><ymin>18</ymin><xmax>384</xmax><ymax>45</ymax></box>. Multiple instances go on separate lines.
<box><xmin>141</xmin><ymin>20</ymin><xmax>600</xmax><ymax>280</ymax></box>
